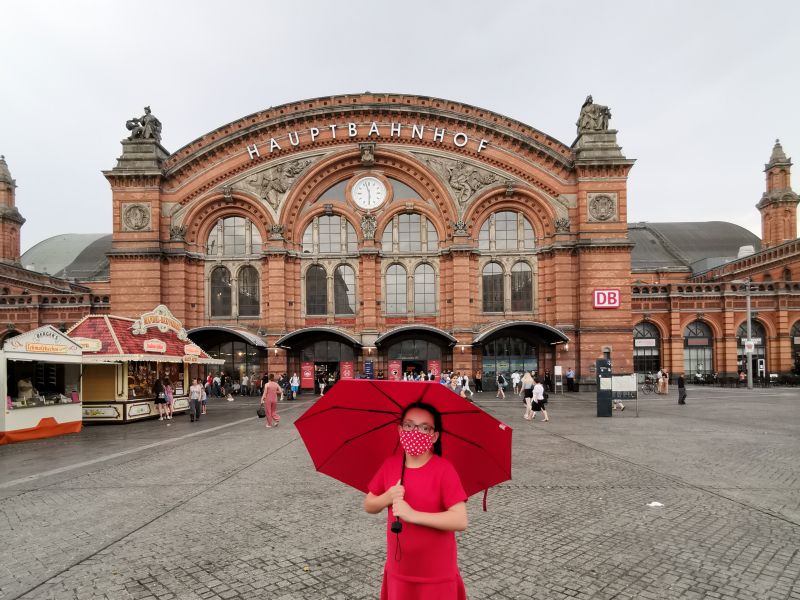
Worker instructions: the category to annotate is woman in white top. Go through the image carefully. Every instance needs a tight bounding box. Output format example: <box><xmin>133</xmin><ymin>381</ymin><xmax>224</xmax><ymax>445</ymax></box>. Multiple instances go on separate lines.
<box><xmin>531</xmin><ymin>376</ymin><xmax>549</xmax><ymax>422</ymax></box>
<box><xmin>521</xmin><ymin>371</ymin><xmax>535</xmax><ymax>420</ymax></box>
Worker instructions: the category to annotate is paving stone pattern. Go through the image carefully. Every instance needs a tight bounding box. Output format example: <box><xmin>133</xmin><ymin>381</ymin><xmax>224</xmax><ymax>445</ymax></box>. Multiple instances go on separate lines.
<box><xmin>0</xmin><ymin>387</ymin><xmax>798</xmax><ymax>599</ymax></box>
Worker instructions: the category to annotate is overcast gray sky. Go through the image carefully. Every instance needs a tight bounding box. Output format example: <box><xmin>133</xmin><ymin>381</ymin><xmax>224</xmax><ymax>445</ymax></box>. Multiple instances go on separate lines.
<box><xmin>3</xmin><ymin>0</ymin><xmax>799</xmax><ymax>252</ymax></box>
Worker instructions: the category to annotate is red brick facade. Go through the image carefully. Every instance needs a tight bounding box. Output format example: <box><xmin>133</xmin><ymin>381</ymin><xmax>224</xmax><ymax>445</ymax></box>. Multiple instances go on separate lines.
<box><xmin>4</xmin><ymin>96</ymin><xmax>799</xmax><ymax>384</ymax></box>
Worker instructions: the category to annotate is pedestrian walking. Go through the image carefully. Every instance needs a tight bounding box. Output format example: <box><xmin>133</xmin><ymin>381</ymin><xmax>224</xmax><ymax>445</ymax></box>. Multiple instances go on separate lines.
<box><xmin>261</xmin><ymin>373</ymin><xmax>281</xmax><ymax>428</ymax></box>
<box><xmin>496</xmin><ymin>373</ymin><xmax>506</xmax><ymax>399</ymax></box>
<box><xmin>511</xmin><ymin>371</ymin><xmax>521</xmax><ymax>396</ymax></box>
<box><xmin>318</xmin><ymin>372</ymin><xmax>327</xmax><ymax>396</ymax></box>
<box><xmin>290</xmin><ymin>372</ymin><xmax>300</xmax><ymax>399</ymax></box>
<box><xmin>532</xmin><ymin>376</ymin><xmax>549</xmax><ymax>421</ymax></box>
<box><xmin>241</xmin><ymin>373</ymin><xmax>250</xmax><ymax>396</ymax></box>
<box><xmin>474</xmin><ymin>369</ymin><xmax>482</xmax><ymax>392</ymax></box>
<box><xmin>188</xmin><ymin>378</ymin><xmax>203</xmax><ymax>422</ymax></box>
<box><xmin>364</xmin><ymin>402</ymin><xmax>468</xmax><ymax>599</ymax></box>
<box><xmin>678</xmin><ymin>373</ymin><xmax>687</xmax><ymax>405</ymax></box>
<box><xmin>521</xmin><ymin>371</ymin><xmax>535</xmax><ymax>420</ymax></box>
<box><xmin>163</xmin><ymin>378</ymin><xmax>174</xmax><ymax>420</ymax></box>
<box><xmin>153</xmin><ymin>377</ymin><xmax>169</xmax><ymax>420</ymax></box>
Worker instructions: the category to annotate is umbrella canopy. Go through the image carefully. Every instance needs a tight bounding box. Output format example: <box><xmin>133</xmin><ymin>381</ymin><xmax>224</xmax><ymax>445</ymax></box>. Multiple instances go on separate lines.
<box><xmin>294</xmin><ymin>380</ymin><xmax>512</xmax><ymax>497</ymax></box>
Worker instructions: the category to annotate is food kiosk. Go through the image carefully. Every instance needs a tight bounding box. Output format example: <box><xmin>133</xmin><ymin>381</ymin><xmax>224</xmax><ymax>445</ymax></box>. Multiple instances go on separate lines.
<box><xmin>67</xmin><ymin>305</ymin><xmax>223</xmax><ymax>423</ymax></box>
<box><xmin>1</xmin><ymin>326</ymin><xmax>83</xmax><ymax>444</ymax></box>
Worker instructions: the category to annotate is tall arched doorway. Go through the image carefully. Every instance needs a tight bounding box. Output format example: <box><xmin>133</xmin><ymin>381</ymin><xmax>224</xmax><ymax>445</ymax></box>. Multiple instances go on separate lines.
<box><xmin>737</xmin><ymin>319</ymin><xmax>767</xmax><ymax>380</ymax></box>
<box><xmin>276</xmin><ymin>327</ymin><xmax>361</xmax><ymax>394</ymax></box>
<box><xmin>633</xmin><ymin>322</ymin><xmax>661</xmax><ymax>374</ymax></box>
<box><xmin>188</xmin><ymin>326</ymin><xmax>268</xmax><ymax>388</ymax></box>
<box><xmin>374</xmin><ymin>326</ymin><xmax>456</xmax><ymax>380</ymax></box>
<box><xmin>473</xmin><ymin>321</ymin><xmax>569</xmax><ymax>391</ymax></box>
<box><xmin>683</xmin><ymin>320</ymin><xmax>714</xmax><ymax>376</ymax></box>
<box><xmin>791</xmin><ymin>321</ymin><xmax>800</xmax><ymax>375</ymax></box>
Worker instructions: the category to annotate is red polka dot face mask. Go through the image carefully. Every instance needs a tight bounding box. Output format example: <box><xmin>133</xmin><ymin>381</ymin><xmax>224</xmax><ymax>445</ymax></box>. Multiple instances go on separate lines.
<box><xmin>399</xmin><ymin>429</ymin><xmax>435</xmax><ymax>457</ymax></box>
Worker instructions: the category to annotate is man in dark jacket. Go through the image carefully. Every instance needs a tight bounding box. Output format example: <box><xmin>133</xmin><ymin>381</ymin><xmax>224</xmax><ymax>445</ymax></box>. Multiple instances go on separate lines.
<box><xmin>678</xmin><ymin>374</ymin><xmax>687</xmax><ymax>405</ymax></box>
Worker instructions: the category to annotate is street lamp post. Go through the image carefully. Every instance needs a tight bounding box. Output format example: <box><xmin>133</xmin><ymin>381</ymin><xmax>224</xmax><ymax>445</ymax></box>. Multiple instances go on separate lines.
<box><xmin>734</xmin><ymin>278</ymin><xmax>754</xmax><ymax>390</ymax></box>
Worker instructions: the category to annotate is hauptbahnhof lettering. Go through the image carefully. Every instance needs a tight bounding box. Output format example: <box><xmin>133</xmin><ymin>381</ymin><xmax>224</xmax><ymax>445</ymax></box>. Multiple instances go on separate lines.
<box><xmin>2</xmin><ymin>93</ymin><xmax>799</xmax><ymax>394</ymax></box>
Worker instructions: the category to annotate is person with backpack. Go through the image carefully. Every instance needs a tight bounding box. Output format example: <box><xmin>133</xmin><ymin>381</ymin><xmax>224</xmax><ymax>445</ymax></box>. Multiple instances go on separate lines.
<box><xmin>496</xmin><ymin>373</ymin><xmax>506</xmax><ymax>399</ymax></box>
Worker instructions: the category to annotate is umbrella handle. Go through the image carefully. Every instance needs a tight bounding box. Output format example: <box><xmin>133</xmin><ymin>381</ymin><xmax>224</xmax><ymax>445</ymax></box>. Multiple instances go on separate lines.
<box><xmin>391</xmin><ymin>457</ymin><xmax>407</xmax><ymax>534</ymax></box>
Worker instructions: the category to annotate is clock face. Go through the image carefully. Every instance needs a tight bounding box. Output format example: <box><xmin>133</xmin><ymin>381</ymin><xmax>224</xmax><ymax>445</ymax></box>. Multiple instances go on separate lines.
<box><xmin>352</xmin><ymin>176</ymin><xmax>387</xmax><ymax>210</ymax></box>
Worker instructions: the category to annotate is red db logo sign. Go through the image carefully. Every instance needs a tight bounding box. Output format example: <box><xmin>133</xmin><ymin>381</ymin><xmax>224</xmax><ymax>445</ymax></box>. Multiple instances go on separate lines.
<box><xmin>593</xmin><ymin>289</ymin><xmax>620</xmax><ymax>308</ymax></box>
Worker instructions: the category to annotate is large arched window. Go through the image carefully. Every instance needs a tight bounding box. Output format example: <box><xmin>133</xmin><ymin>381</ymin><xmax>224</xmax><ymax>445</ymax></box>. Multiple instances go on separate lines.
<box><xmin>633</xmin><ymin>322</ymin><xmax>660</xmax><ymax>374</ymax></box>
<box><xmin>381</xmin><ymin>213</ymin><xmax>439</xmax><ymax>253</ymax></box>
<box><xmin>334</xmin><ymin>265</ymin><xmax>356</xmax><ymax>315</ymax></box>
<box><xmin>482</xmin><ymin>263</ymin><xmax>504</xmax><ymax>312</ymax></box>
<box><xmin>478</xmin><ymin>211</ymin><xmax>535</xmax><ymax>251</ymax></box>
<box><xmin>237</xmin><ymin>266</ymin><xmax>260</xmax><ymax>317</ymax></box>
<box><xmin>386</xmin><ymin>264</ymin><xmax>407</xmax><ymax>314</ymax></box>
<box><xmin>206</xmin><ymin>216</ymin><xmax>262</xmax><ymax>256</ymax></box>
<box><xmin>210</xmin><ymin>267</ymin><xmax>232</xmax><ymax>317</ymax></box>
<box><xmin>683</xmin><ymin>320</ymin><xmax>713</xmax><ymax>375</ymax></box>
<box><xmin>511</xmin><ymin>262</ymin><xmax>533</xmax><ymax>312</ymax></box>
<box><xmin>414</xmin><ymin>264</ymin><xmax>436</xmax><ymax>314</ymax></box>
<box><xmin>302</xmin><ymin>215</ymin><xmax>358</xmax><ymax>254</ymax></box>
<box><xmin>305</xmin><ymin>265</ymin><xmax>328</xmax><ymax>315</ymax></box>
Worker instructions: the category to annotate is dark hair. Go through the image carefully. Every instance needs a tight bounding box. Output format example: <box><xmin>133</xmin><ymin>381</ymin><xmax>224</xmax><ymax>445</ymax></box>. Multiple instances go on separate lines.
<box><xmin>400</xmin><ymin>402</ymin><xmax>443</xmax><ymax>456</ymax></box>
<box><xmin>269</xmin><ymin>373</ymin><xmax>275</xmax><ymax>381</ymax></box>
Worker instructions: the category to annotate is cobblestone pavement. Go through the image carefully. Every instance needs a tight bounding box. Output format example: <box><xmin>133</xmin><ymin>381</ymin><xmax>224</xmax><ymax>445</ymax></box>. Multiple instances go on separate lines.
<box><xmin>1</xmin><ymin>386</ymin><xmax>798</xmax><ymax>599</ymax></box>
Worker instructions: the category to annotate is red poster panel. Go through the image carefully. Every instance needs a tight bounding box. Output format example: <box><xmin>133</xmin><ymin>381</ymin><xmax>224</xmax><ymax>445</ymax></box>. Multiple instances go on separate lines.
<box><xmin>388</xmin><ymin>359</ymin><xmax>402</xmax><ymax>380</ymax></box>
<box><xmin>427</xmin><ymin>360</ymin><xmax>441</xmax><ymax>378</ymax></box>
<box><xmin>340</xmin><ymin>361</ymin><xmax>354</xmax><ymax>380</ymax></box>
<box><xmin>301</xmin><ymin>361</ymin><xmax>315</xmax><ymax>389</ymax></box>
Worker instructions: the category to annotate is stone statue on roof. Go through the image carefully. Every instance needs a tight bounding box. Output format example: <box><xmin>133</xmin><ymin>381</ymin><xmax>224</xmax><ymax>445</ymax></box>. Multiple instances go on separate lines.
<box><xmin>576</xmin><ymin>95</ymin><xmax>611</xmax><ymax>133</ymax></box>
<box><xmin>126</xmin><ymin>106</ymin><xmax>162</xmax><ymax>143</ymax></box>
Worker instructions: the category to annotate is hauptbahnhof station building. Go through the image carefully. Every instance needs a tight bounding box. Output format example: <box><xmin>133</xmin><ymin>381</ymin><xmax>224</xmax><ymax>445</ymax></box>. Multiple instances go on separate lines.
<box><xmin>2</xmin><ymin>93</ymin><xmax>799</xmax><ymax>390</ymax></box>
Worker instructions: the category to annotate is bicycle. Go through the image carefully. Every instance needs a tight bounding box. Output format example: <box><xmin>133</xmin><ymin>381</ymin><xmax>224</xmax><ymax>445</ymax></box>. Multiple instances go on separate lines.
<box><xmin>640</xmin><ymin>376</ymin><xmax>655</xmax><ymax>395</ymax></box>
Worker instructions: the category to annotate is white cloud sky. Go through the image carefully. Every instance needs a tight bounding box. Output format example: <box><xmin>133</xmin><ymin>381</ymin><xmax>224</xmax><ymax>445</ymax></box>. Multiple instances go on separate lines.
<box><xmin>2</xmin><ymin>0</ymin><xmax>798</xmax><ymax>251</ymax></box>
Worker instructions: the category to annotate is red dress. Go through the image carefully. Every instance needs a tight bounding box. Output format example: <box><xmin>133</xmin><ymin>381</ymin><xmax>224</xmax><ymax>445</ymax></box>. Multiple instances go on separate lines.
<box><xmin>368</xmin><ymin>454</ymin><xmax>468</xmax><ymax>599</ymax></box>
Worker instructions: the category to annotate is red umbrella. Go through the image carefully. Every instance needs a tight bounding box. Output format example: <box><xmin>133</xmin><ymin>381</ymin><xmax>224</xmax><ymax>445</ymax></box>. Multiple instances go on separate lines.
<box><xmin>294</xmin><ymin>380</ymin><xmax>512</xmax><ymax>500</ymax></box>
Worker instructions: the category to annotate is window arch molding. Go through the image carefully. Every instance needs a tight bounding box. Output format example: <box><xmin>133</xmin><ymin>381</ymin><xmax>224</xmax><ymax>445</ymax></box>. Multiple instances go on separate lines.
<box><xmin>184</xmin><ymin>194</ymin><xmax>272</xmax><ymax>250</ymax></box>
<box><xmin>300</xmin><ymin>213</ymin><xmax>359</xmax><ymax>255</ymax></box>
<box><xmin>464</xmin><ymin>188</ymin><xmax>558</xmax><ymax>242</ymax></box>
<box><xmin>379</xmin><ymin>209</ymin><xmax>443</xmax><ymax>254</ymax></box>
<box><xmin>376</xmin><ymin>203</ymin><xmax>445</xmax><ymax>245</ymax></box>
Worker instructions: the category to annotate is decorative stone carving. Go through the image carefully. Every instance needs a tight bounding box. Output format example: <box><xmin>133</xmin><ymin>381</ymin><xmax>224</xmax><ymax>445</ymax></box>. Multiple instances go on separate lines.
<box><xmin>554</xmin><ymin>217</ymin><xmax>570</xmax><ymax>233</ymax></box>
<box><xmin>169</xmin><ymin>225</ymin><xmax>187</xmax><ymax>241</ymax></box>
<box><xmin>126</xmin><ymin>106</ymin><xmax>162</xmax><ymax>143</ymax></box>
<box><xmin>222</xmin><ymin>185</ymin><xmax>233</xmax><ymax>203</ymax></box>
<box><xmin>360</xmin><ymin>143</ymin><xmax>376</xmax><ymax>166</ymax></box>
<box><xmin>121</xmin><ymin>203</ymin><xmax>150</xmax><ymax>231</ymax></box>
<box><xmin>361</xmin><ymin>214</ymin><xmax>377</xmax><ymax>240</ymax></box>
<box><xmin>505</xmin><ymin>179</ymin><xmax>515</xmax><ymax>197</ymax></box>
<box><xmin>269</xmin><ymin>224</ymin><xmax>285</xmax><ymax>241</ymax></box>
<box><xmin>452</xmin><ymin>220</ymin><xmax>469</xmax><ymax>237</ymax></box>
<box><xmin>576</xmin><ymin>95</ymin><xmax>611</xmax><ymax>134</ymax></box>
<box><xmin>587</xmin><ymin>193</ymin><xmax>618</xmax><ymax>222</ymax></box>
<box><xmin>423</xmin><ymin>156</ymin><xmax>498</xmax><ymax>208</ymax></box>
<box><xmin>244</xmin><ymin>159</ymin><xmax>312</xmax><ymax>210</ymax></box>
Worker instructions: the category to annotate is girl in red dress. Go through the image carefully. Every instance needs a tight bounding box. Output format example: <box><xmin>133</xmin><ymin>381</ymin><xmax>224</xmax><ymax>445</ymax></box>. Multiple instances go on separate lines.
<box><xmin>364</xmin><ymin>402</ymin><xmax>468</xmax><ymax>599</ymax></box>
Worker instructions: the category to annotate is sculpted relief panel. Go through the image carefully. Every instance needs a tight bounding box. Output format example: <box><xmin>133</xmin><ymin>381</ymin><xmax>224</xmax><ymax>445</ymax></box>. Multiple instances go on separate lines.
<box><xmin>235</xmin><ymin>157</ymin><xmax>318</xmax><ymax>211</ymax></box>
<box><xmin>121</xmin><ymin>203</ymin><xmax>151</xmax><ymax>231</ymax></box>
<box><xmin>587</xmin><ymin>193</ymin><xmax>618</xmax><ymax>222</ymax></box>
<box><xmin>412</xmin><ymin>152</ymin><xmax>499</xmax><ymax>214</ymax></box>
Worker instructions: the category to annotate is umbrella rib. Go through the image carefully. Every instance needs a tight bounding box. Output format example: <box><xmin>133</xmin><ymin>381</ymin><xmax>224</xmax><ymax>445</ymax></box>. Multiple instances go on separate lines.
<box><xmin>296</xmin><ymin>405</ymin><xmax>400</xmax><ymax>423</ymax></box>
<box><xmin>316</xmin><ymin>417</ymin><xmax>400</xmax><ymax>471</ymax></box>
<box><xmin>366</xmin><ymin>380</ymin><xmax>406</xmax><ymax>409</ymax></box>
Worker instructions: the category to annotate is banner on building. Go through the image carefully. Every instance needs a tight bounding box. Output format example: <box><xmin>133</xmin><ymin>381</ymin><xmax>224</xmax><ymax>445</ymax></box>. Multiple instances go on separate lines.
<box><xmin>301</xmin><ymin>361</ymin><xmax>314</xmax><ymax>389</ymax></box>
